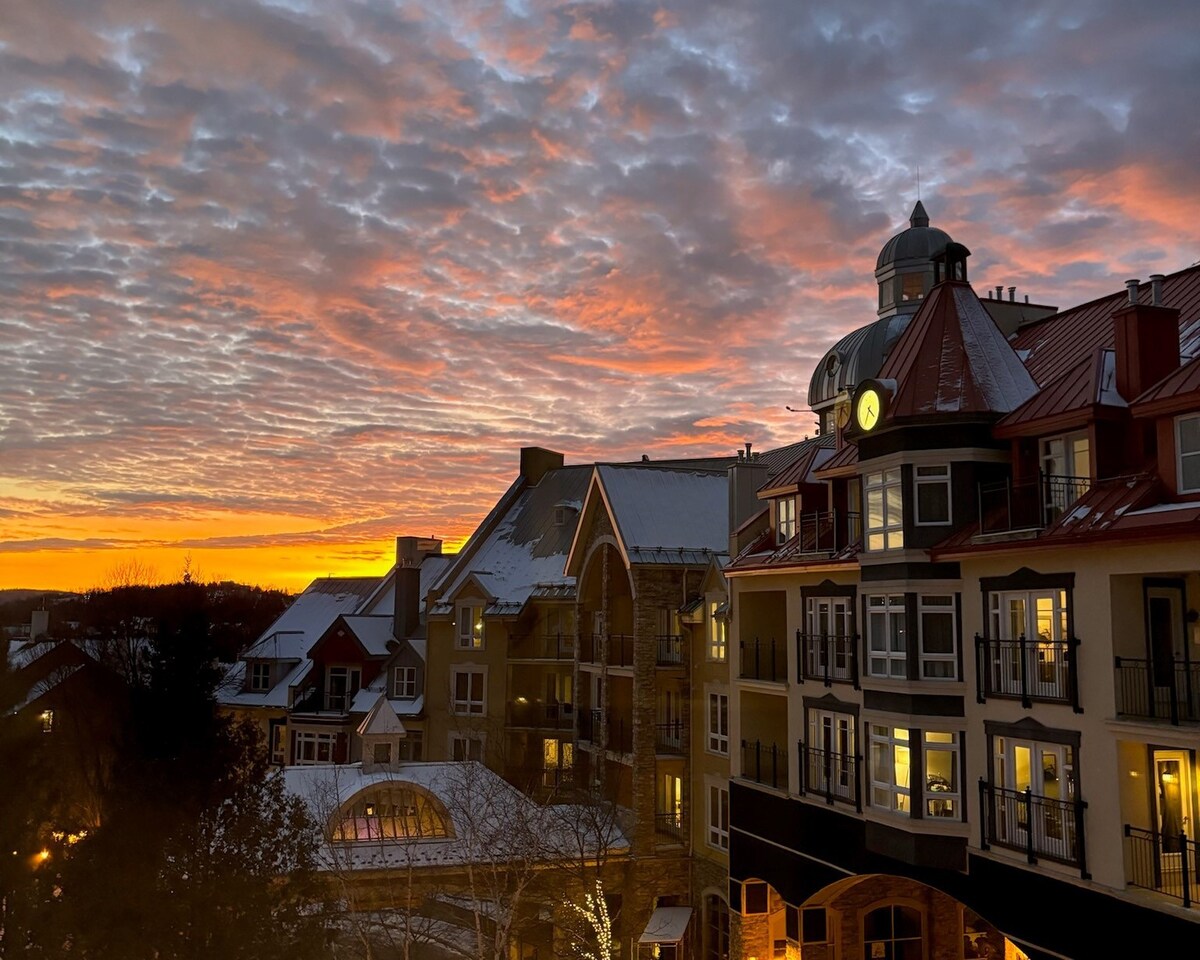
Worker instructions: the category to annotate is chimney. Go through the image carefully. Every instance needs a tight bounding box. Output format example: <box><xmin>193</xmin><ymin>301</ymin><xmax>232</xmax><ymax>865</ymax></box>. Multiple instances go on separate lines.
<box><xmin>728</xmin><ymin>442</ymin><xmax>769</xmax><ymax>548</ymax></box>
<box><xmin>1007</xmin><ymin>286</ymin><xmax>1016</xmax><ymax>302</ymax></box>
<box><xmin>394</xmin><ymin>536</ymin><xmax>441</xmax><ymax>641</ymax></box>
<box><xmin>519</xmin><ymin>447</ymin><xmax>564</xmax><ymax>485</ymax></box>
<box><xmin>1125</xmin><ymin>279</ymin><xmax>1140</xmax><ymax>303</ymax></box>
<box><xmin>1112</xmin><ymin>291</ymin><xmax>1180</xmax><ymax>402</ymax></box>
<box><xmin>1150</xmin><ymin>274</ymin><xmax>1165</xmax><ymax>306</ymax></box>
<box><xmin>995</xmin><ymin>285</ymin><xmax>1003</xmax><ymax>301</ymax></box>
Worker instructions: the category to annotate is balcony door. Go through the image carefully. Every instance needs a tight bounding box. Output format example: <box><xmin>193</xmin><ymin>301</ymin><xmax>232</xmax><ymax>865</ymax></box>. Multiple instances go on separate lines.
<box><xmin>995</xmin><ymin>737</ymin><xmax>1077</xmax><ymax>861</ymax></box>
<box><xmin>990</xmin><ymin>591</ymin><xmax>1069</xmax><ymax>699</ymax></box>
<box><xmin>1146</xmin><ymin>584</ymin><xmax>1186</xmax><ymax>687</ymax></box>
<box><xmin>807</xmin><ymin>709</ymin><xmax>854</xmax><ymax>800</ymax></box>
<box><xmin>1153</xmin><ymin>750</ymin><xmax>1193</xmax><ymax>881</ymax></box>
<box><xmin>806</xmin><ymin>597</ymin><xmax>852</xmax><ymax>678</ymax></box>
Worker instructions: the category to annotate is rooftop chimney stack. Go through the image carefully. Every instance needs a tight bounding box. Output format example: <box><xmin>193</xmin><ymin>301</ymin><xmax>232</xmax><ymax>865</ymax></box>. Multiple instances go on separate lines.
<box><xmin>995</xmin><ymin>285</ymin><xmax>1003</xmax><ymax>300</ymax></box>
<box><xmin>394</xmin><ymin>536</ymin><xmax>442</xmax><ymax>641</ymax></box>
<box><xmin>1150</xmin><ymin>274</ymin><xmax>1164</xmax><ymax>306</ymax></box>
<box><xmin>519</xmin><ymin>447</ymin><xmax>565</xmax><ymax>485</ymax></box>
<box><xmin>1126</xmin><ymin>279</ymin><xmax>1140</xmax><ymax>303</ymax></box>
<box><xmin>1007</xmin><ymin>286</ymin><xmax>1016</xmax><ymax>302</ymax></box>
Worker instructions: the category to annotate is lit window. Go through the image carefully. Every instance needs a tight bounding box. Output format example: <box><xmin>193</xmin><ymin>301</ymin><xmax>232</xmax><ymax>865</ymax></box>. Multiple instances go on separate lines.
<box><xmin>40</xmin><ymin>709</ymin><xmax>54</xmax><ymax>734</ymax></box>
<box><xmin>776</xmin><ymin>497</ymin><xmax>796</xmax><ymax>544</ymax></box>
<box><xmin>707</xmin><ymin>784</ymin><xmax>730</xmax><ymax>850</ymax></box>
<box><xmin>914</xmin><ymin>465</ymin><xmax>951</xmax><ymax>525</ymax></box>
<box><xmin>918</xmin><ymin>595</ymin><xmax>957</xmax><ymax>680</ymax></box>
<box><xmin>451</xmin><ymin>734</ymin><xmax>484</xmax><ymax>761</ymax></box>
<box><xmin>924</xmin><ymin>731</ymin><xmax>960</xmax><ymax>818</ymax></box>
<box><xmin>457</xmin><ymin>604</ymin><xmax>485</xmax><ymax>650</ymax></box>
<box><xmin>864</xmin><ymin>904</ymin><xmax>923</xmax><ymax>959</ymax></box>
<box><xmin>1179</xmin><ymin>414</ymin><xmax>1200</xmax><ymax>493</ymax></box>
<box><xmin>451</xmin><ymin>667</ymin><xmax>486</xmax><ymax>715</ymax></box>
<box><xmin>707</xmin><ymin>693</ymin><xmax>729</xmax><ymax>755</ymax></box>
<box><xmin>1041</xmin><ymin>431</ymin><xmax>1091</xmax><ymax>520</ymax></box>
<box><xmin>332</xmin><ymin>786</ymin><xmax>451</xmax><ymax>841</ymax></box>
<box><xmin>869</xmin><ymin>725</ymin><xmax>911</xmax><ymax>815</ymax></box>
<box><xmin>250</xmin><ymin>662</ymin><xmax>271</xmax><ymax>691</ymax></box>
<box><xmin>901</xmin><ymin>272</ymin><xmax>925</xmax><ymax>302</ymax></box>
<box><xmin>866</xmin><ymin>594</ymin><xmax>907</xmax><ymax>679</ymax></box>
<box><xmin>709</xmin><ymin>602</ymin><xmax>727</xmax><ymax>661</ymax></box>
<box><xmin>864</xmin><ymin>470</ymin><xmax>903</xmax><ymax>551</ymax></box>
<box><xmin>392</xmin><ymin>666</ymin><xmax>417</xmax><ymax>699</ymax></box>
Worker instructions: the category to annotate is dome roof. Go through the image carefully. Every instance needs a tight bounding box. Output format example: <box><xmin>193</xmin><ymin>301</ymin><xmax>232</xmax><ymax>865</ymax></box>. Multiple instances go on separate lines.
<box><xmin>875</xmin><ymin>201</ymin><xmax>952</xmax><ymax>271</ymax></box>
<box><xmin>807</xmin><ymin>312</ymin><xmax>913</xmax><ymax>408</ymax></box>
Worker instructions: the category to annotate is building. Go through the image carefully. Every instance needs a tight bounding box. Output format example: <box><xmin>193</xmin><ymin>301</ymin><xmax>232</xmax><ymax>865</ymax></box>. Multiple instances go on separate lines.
<box><xmin>726</xmin><ymin>206</ymin><xmax>1200</xmax><ymax>959</ymax></box>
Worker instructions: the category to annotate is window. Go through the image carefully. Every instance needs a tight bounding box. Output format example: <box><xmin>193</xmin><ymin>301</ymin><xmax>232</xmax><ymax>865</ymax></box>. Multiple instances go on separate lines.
<box><xmin>704</xmin><ymin>895</ymin><xmax>730</xmax><ymax>960</ymax></box>
<box><xmin>988</xmin><ymin>590</ymin><xmax>1070</xmax><ymax>699</ymax></box>
<box><xmin>373</xmin><ymin>741</ymin><xmax>392</xmax><ymax>764</ymax></box>
<box><xmin>863</xmin><ymin>904</ymin><xmax>923</xmax><ymax>960</ymax></box>
<box><xmin>542</xmin><ymin>738</ymin><xmax>573</xmax><ymax>786</ymax></box>
<box><xmin>398</xmin><ymin>730</ymin><xmax>423</xmax><ymax>761</ymax></box>
<box><xmin>901</xmin><ymin>271</ymin><xmax>925</xmax><ymax>302</ymax></box>
<box><xmin>269</xmin><ymin>720</ymin><xmax>286</xmax><ymax>765</ymax></box>
<box><xmin>869</xmin><ymin>725</ymin><xmax>911</xmax><ymax>815</ymax></box>
<box><xmin>708</xmin><ymin>602</ymin><xmax>727</xmax><ymax>661</ymax></box>
<box><xmin>914</xmin><ymin>465</ymin><xmax>951</xmax><ymax>525</ymax></box>
<box><xmin>1041</xmin><ymin>431</ymin><xmax>1091</xmax><ymax>520</ymax></box>
<box><xmin>392</xmin><ymin>666</ymin><xmax>417</xmax><ymax>699</ymax></box>
<box><xmin>865</xmin><ymin>469</ymin><xmax>903</xmax><ymax>550</ymax></box>
<box><xmin>707</xmin><ymin>784</ymin><xmax>729</xmax><ymax>850</ymax></box>
<box><xmin>250</xmin><ymin>662</ymin><xmax>271</xmax><ymax>691</ymax></box>
<box><xmin>451</xmin><ymin>667</ymin><xmax>485</xmax><ymax>715</ymax></box>
<box><xmin>991</xmin><ymin>735</ymin><xmax>1079</xmax><ymax>861</ymax></box>
<box><xmin>707</xmin><ymin>693</ymin><xmax>729</xmax><ymax>755</ymax></box>
<box><xmin>1179</xmin><ymin>414</ymin><xmax>1200</xmax><ymax>493</ymax></box>
<box><xmin>806</xmin><ymin>709</ymin><xmax>855</xmax><ymax>803</ymax></box>
<box><xmin>451</xmin><ymin>734</ymin><xmax>484</xmax><ymax>761</ymax></box>
<box><xmin>295</xmin><ymin>731</ymin><xmax>337</xmax><ymax>765</ymax></box>
<box><xmin>332</xmin><ymin>786</ymin><xmax>451</xmax><ymax>841</ymax></box>
<box><xmin>777</xmin><ymin>496</ymin><xmax>796</xmax><ymax>544</ymax></box>
<box><xmin>924</xmin><ymin>731</ymin><xmax>960</xmax><ymax>818</ymax></box>
<box><xmin>40</xmin><ymin>709</ymin><xmax>54</xmax><ymax>734</ymax></box>
<box><xmin>325</xmin><ymin>665</ymin><xmax>361</xmax><ymax>712</ymax></box>
<box><xmin>918</xmin><ymin>595</ymin><xmax>957</xmax><ymax>680</ymax></box>
<box><xmin>866</xmin><ymin>594</ymin><xmax>907</xmax><ymax>679</ymax></box>
<box><xmin>456</xmin><ymin>604</ymin><xmax>484</xmax><ymax>649</ymax></box>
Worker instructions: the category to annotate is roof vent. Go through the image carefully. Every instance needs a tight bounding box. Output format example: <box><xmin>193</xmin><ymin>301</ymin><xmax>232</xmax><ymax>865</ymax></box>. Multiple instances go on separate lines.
<box><xmin>1149</xmin><ymin>274</ymin><xmax>1164</xmax><ymax>306</ymax></box>
<box><xmin>1125</xmin><ymin>279</ymin><xmax>1140</xmax><ymax>303</ymax></box>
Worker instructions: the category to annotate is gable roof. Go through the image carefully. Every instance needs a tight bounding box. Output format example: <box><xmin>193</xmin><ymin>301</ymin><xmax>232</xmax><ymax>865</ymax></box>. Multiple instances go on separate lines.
<box><xmin>357</xmin><ymin>695</ymin><xmax>406</xmax><ymax>737</ymax></box>
<box><xmin>339</xmin><ymin>615</ymin><xmax>396</xmax><ymax>657</ymax></box>
<box><xmin>1131</xmin><ymin>353</ymin><xmax>1200</xmax><ymax>418</ymax></box>
<box><xmin>758</xmin><ymin>435</ymin><xmax>836</xmax><ymax>497</ymax></box>
<box><xmin>241</xmin><ymin>577</ymin><xmax>381</xmax><ymax>661</ymax></box>
<box><xmin>995</xmin><ymin>348</ymin><xmax>1127</xmax><ymax>437</ymax></box>
<box><xmin>877</xmin><ymin>281</ymin><xmax>1037</xmax><ymax>419</ymax></box>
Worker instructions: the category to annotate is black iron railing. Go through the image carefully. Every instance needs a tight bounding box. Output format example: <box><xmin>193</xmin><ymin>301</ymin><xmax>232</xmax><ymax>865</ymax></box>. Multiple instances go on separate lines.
<box><xmin>509</xmin><ymin>632</ymin><xmax>574</xmax><ymax>660</ymax></box>
<box><xmin>978</xmin><ymin>473</ymin><xmax>1091</xmax><ymax>534</ymax></box>
<box><xmin>798</xmin><ymin>742</ymin><xmax>860</xmax><ymax>809</ymax></box>
<box><xmin>654</xmin><ymin>810</ymin><xmax>687</xmax><ymax>845</ymax></box>
<box><xmin>1125</xmin><ymin>825</ymin><xmax>1200</xmax><ymax>908</ymax></box>
<box><xmin>739</xmin><ymin>638</ymin><xmax>787</xmax><ymax>683</ymax></box>
<box><xmin>656</xmin><ymin>634</ymin><xmax>684</xmax><ymax>666</ymax></box>
<box><xmin>655</xmin><ymin>720</ymin><xmax>685</xmax><ymax>754</ymax></box>
<box><xmin>581</xmin><ymin>633</ymin><xmax>601</xmax><ymax>664</ymax></box>
<box><xmin>607</xmin><ymin>715</ymin><xmax>633</xmax><ymax>752</ymax></box>
<box><xmin>797</xmin><ymin>632</ymin><xmax>859</xmax><ymax>687</ymax></box>
<box><xmin>741</xmin><ymin>739</ymin><xmax>787</xmax><ymax>791</ymax></box>
<box><xmin>975</xmin><ymin>634</ymin><xmax>1081</xmax><ymax>711</ymax></box>
<box><xmin>979</xmin><ymin>780</ymin><xmax>1088</xmax><ymax>876</ymax></box>
<box><xmin>1114</xmin><ymin>657</ymin><xmax>1200</xmax><ymax>725</ymax></box>
<box><xmin>541</xmin><ymin>766</ymin><xmax>575</xmax><ymax>790</ymax></box>
<box><xmin>794</xmin><ymin>510</ymin><xmax>863</xmax><ymax>553</ymax></box>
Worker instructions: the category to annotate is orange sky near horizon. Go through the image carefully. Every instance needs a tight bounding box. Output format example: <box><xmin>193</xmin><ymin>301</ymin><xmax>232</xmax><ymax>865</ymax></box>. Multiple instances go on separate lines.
<box><xmin>3</xmin><ymin>0</ymin><xmax>1198</xmax><ymax>595</ymax></box>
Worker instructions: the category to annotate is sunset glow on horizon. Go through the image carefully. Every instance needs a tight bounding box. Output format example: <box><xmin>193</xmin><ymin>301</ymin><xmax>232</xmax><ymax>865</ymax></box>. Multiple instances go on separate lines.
<box><xmin>3</xmin><ymin>0</ymin><xmax>1198</xmax><ymax>593</ymax></box>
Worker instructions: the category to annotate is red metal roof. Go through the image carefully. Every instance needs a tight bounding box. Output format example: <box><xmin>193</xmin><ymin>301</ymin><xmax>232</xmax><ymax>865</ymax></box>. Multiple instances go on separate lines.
<box><xmin>875</xmin><ymin>281</ymin><xmax>1036</xmax><ymax>420</ymax></box>
<box><xmin>1012</xmin><ymin>265</ymin><xmax>1200</xmax><ymax>388</ymax></box>
<box><xmin>1131</xmin><ymin>354</ymin><xmax>1200</xmax><ymax>418</ymax></box>
<box><xmin>758</xmin><ymin>436</ymin><xmax>835</xmax><ymax>497</ymax></box>
<box><xmin>995</xmin><ymin>348</ymin><xmax>1126</xmax><ymax>437</ymax></box>
<box><xmin>812</xmin><ymin>440</ymin><xmax>858</xmax><ymax>478</ymax></box>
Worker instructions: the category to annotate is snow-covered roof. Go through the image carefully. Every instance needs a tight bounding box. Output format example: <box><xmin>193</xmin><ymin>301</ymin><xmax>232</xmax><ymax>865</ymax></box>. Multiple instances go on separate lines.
<box><xmin>242</xmin><ymin>577</ymin><xmax>381</xmax><ymax>660</ymax></box>
<box><xmin>595</xmin><ymin>464</ymin><xmax>729</xmax><ymax>559</ymax></box>
<box><xmin>341</xmin><ymin>615</ymin><xmax>395</xmax><ymax>657</ymax></box>
<box><xmin>357</xmin><ymin>696</ymin><xmax>406</xmax><ymax>737</ymax></box>
<box><xmin>640</xmin><ymin>906</ymin><xmax>694</xmax><ymax>944</ymax></box>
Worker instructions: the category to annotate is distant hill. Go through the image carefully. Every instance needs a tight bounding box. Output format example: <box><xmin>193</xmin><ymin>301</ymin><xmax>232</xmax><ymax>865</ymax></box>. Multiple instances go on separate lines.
<box><xmin>0</xmin><ymin>589</ymin><xmax>78</xmax><ymax>606</ymax></box>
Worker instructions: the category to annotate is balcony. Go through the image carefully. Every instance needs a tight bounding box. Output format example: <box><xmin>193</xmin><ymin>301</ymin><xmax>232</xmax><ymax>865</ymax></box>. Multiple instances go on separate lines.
<box><xmin>607</xmin><ymin>715</ymin><xmax>633</xmax><ymax>753</ymax></box>
<box><xmin>607</xmin><ymin>634</ymin><xmax>634</xmax><ymax>668</ymax></box>
<box><xmin>1125</xmin><ymin>825</ymin><xmax>1200</xmax><ymax>909</ymax></box>
<box><xmin>509</xmin><ymin>632</ymin><xmax>574</xmax><ymax>660</ymax></box>
<box><xmin>795</xmin><ymin>509</ymin><xmax>862</xmax><ymax>554</ymax></box>
<box><xmin>654</xmin><ymin>810</ymin><xmax>687</xmax><ymax>845</ymax></box>
<box><xmin>655</xmin><ymin>720</ymin><xmax>685</xmax><ymax>755</ymax></box>
<box><xmin>977</xmin><ymin>472</ymin><xmax>1091</xmax><ymax>535</ymax></box>
<box><xmin>655</xmin><ymin>634</ymin><xmax>684</xmax><ymax>666</ymax></box>
<box><xmin>797</xmin><ymin>632</ymin><xmax>859</xmax><ymax>687</ymax></box>
<box><xmin>740</xmin><ymin>739</ymin><xmax>788</xmax><ymax>791</ymax></box>
<box><xmin>975</xmin><ymin>635</ymin><xmax>1080</xmax><ymax>711</ymax></box>
<box><xmin>578</xmin><ymin>708</ymin><xmax>600</xmax><ymax>744</ymax></box>
<box><xmin>979</xmin><ymin>781</ymin><xmax>1088</xmax><ymax>876</ymax></box>
<box><xmin>739</xmin><ymin>638</ymin><xmax>788</xmax><ymax>684</ymax></box>
<box><xmin>1114</xmin><ymin>657</ymin><xmax>1200</xmax><ymax>725</ymax></box>
<box><xmin>506</xmin><ymin>699</ymin><xmax>575</xmax><ymax>729</ymax></box>
<box><xmin>798</xmin><ymin>742</ymin><xmax>861</xmax><ymax>810</ymax></box>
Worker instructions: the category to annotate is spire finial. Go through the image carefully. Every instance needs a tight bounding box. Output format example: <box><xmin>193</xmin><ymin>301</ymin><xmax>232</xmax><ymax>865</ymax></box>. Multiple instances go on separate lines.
<box><xmin>909</xmin><ymin>200</ymin><xmax>929</xmax><ymax>228</ymax></box>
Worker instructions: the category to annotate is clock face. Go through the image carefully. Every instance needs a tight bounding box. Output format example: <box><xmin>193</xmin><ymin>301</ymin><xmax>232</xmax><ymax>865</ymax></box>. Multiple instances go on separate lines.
<box><xmin>856</xmin><ymin>388</ymin><xmax>881</xmax><ymax>431</ymax></box>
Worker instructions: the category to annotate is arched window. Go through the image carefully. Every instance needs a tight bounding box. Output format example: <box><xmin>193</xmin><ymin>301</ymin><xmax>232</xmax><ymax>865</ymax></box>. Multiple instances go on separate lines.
<box><xmin>863</xmin><ymin>904</ymin><xmax>922</xmax><ymax>960</ymax></box>
<box><xmin>333</xmin><ymin>785</ymin><xmax>453</xmax><ymax>841</ymax></box>
<box><xmin>704</xmin><ymin>894</ymin><xmax>730</xmax><ymax>960</ymax></box>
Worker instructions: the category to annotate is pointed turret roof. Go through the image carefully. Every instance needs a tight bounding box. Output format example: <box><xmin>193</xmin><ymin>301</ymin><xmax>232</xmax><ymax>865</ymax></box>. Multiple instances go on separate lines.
<box><xmin>357</xmin><ymin>695</ymin><xmax>406</xmax><ymax>737</ymax></box>
<box><xmin>877</xmin><ymin>281</ymin><xmax>1038</xmax><ymax>419</ymax></box>
<box><xmin>909</xmin><ymin>200</ymin><xmax>929</xmax><ymax>228</ymax></box>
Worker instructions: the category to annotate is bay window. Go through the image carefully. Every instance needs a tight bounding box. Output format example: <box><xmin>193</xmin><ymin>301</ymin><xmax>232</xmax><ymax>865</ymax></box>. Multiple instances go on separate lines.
<box><xmin>917</xmin><ymin>595</ymin><xmax>957</xmax><ymax>679</ymax></box>
<box><xmin>866</xmin><ymin>594</ymin><xmax>908</xmax><ymax>679</ymax></box>
<box><xmin>923</xmin><ymin>731</ymin><xmax>960</xmax><ymax>818</ymax></box>
<box><xmin>869</xmin><ymin>724</ymin><xmax>911</xmax><ymax>815</ymax></box>
<box><xmin>914</xmin><ymin>464</ymin><xmax>951</xmax><ymax>525</ymax></box>
<box><xmin>865</xmin><ymin>469</ymin><xmax>904</xmax><ymax>550</ymax></box>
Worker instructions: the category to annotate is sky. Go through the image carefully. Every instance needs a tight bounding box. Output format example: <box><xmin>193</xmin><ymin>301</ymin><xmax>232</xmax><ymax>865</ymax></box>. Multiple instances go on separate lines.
<box><xmin>2</xmin><ymin>0</ymin><xmax>1198</xmax><ymax>592</ymax></box>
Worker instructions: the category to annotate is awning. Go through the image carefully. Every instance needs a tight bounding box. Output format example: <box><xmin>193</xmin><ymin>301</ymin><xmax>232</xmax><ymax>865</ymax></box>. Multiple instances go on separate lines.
<box><xmin>639</xmin><ymin>907</ymin><xmax>693</xmax><ymax>945</ymax></box>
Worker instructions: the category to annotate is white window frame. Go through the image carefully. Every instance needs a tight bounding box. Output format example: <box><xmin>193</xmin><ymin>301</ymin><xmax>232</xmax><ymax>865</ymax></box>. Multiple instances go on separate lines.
<box><xmin>917</xmin><ymin>595</ymin><xmax>957</xmax><ymax>680</ymax></box>
<box><xmin>707</xmin><ymin>692</ymin><xmax>729</xmax><ymax>755</ymax></box>
<box><xmin>451</xmin><ymin>666</ymin><xmax>486</xmax><ymax>715</ymax></box>
<box><xmin>456</xmin><ymin>603</ymin><xmax>485</xmax><ymax>650</ymax></box>
<box><xmin>325</xmin><ymin>665</ymin><xmax>361</xmax><ymax>712</ymax></box>
<box><xmin>450</xmin><ymin>733</ymin><xmax>485</xmax><ymax>762</ymax></box>
<box><xmin>250</xmin><ymin>661</ymin><xmax>271</xmax><ymax>691</ymax></box>
<box><xmin>776</xmin><ymin>496</ymin><xmax>796</xmax><ymax>544</ymax></box>
<box><xmin>913</xmin><ymin>464</ymin><xmax>952</xmax><ymax>526</ymax></box>
<box><xmin>294</xmin><ymin>731</ymin><xmax>337</xmax><ymax>766</ymax></box>
<box><xmin>865</xmin><ymin>594</ymin><xmax>908</xmax><ymax>679</ymax></box>
<box><xmin>392</xmin><ymin>665</ymin><xmax>417</xmax><ymax>699</ymax></box>
<box><xmin>1178</xmin><ymin>413</ymin><xmax>1200</xmax><ymax>493</ymax></box>
<box><xmin>923</xmin><ymin>731</ymin><xmax>960</xmax><ymax>819</ymax></box>
<box><xmin>708</xmin><ymin>601</ymin><xmax>728</xmax><ymax>662</ymax></box>
<box><xmin>864</xmin><ymin>469</ymin><xmax>904</xmax><ymax>551</ymax></box>
<box><xmin>869</xmin><ymin>724</ymin><xmax>911</xmax><ymax>816</ymax></box>
<box><xmin>707</xmin><ymin>782</ymin><xmax>730</xmax><ymax>851</ymax></box>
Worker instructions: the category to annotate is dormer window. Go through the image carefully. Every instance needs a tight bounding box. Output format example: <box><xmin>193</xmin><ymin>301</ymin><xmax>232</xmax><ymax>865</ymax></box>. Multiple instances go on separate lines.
<box><xmin>1178</xmin><ymin>414</ymin><xmax>1200</xmax><ymax>493</ymax></box>
<box><xmin>777</xmin><ymin>496</ymin><xmax>796</xmax><ymax>545</ymax></box>
<box><xmin>392</xmin><ymin>666</ymin><xmax>417</xmax><ymax>699</ymax></box>
<box><xmin>456</xmin><ymin>604</ymin><xmax>484</xmax><ymax>650</ymax></box>
<box><xmin>250</xmin><ymin>662</ymin><xmax>271</xmax><ymax>692</ymax></box>
<box><xmin>554</xmin><ymin>506</ymin><xmax>566</xmax><ymax>526</ymax></box>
